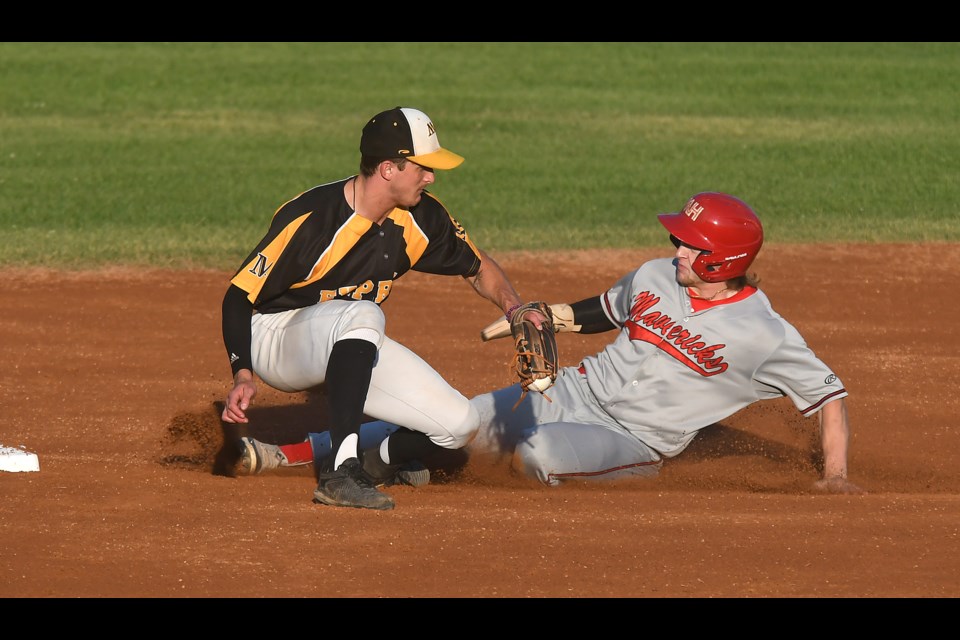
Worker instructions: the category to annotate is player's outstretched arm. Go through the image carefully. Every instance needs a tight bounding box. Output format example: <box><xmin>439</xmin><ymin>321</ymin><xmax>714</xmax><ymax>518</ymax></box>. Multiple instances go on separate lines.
<box><xmin>480</xmin><ymin>295</ymin><xmax>615</xmax><ymax>341</ymax></box>
<box><xmin>221</xmin><ymin>284</ymin><xmax>258</xmax><ymax>423</ymax></box>
<box><xmin>812</xmin><ymin>398</ymin><xmax>866</xmax><ymax>495</ymax></box>
<box><xmin>466</xmin><ymin>250</ymin><xmax>547</xmax><ymax>329</ymax></box>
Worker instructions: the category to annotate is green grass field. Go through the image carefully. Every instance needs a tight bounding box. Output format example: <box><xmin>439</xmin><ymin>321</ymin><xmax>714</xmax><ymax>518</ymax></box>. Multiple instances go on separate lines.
<box><xmin>1</xmin><ymin>42</ymin><xmax>957</xmax><ymax>269</ymax></box>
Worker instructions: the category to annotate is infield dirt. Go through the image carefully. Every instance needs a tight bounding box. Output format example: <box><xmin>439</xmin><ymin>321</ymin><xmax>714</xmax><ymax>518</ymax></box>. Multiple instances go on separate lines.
<box><xmin>1</xmin><ymin>244</ymin><xmax>957</xmax><ymax>597</ymax></box>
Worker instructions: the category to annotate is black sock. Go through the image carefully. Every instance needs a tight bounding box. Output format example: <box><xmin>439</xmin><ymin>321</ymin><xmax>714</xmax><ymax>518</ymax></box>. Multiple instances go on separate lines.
<box><xmin>325</xmin><ymin>339</ymin><xmax>377</xmax><ymax>461</ymax></box>
<box><xmin>386</xmin><ymin>427</ymin><xmax>446</xmax><ymax>465</ymax></box>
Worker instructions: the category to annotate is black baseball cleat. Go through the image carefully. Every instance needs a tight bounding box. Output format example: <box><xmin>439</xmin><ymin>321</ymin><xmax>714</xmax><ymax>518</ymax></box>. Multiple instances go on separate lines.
<box><xmin>361</xmin><ymin>448</ymin><xmax>430</xmax><ymax>488</ymax></box>
<box><xmin>312</xmin><ymin>458</ymin><xmax>395</xmax><ymax>510</ymax></box>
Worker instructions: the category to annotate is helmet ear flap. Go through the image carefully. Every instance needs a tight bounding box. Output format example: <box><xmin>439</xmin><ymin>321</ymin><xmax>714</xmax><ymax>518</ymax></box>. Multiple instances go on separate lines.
<box><xmin>692</xmin><ymin>253</ymin><xmax>728</xmax><ymax>283</ymax></box>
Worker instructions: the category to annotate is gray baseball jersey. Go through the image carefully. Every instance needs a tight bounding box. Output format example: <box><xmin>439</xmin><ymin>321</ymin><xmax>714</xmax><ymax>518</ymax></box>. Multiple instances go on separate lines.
<box><xmin>469</xmin><ymin>257</ymin><xmax>847</xmax><ymax>485</ymax></box>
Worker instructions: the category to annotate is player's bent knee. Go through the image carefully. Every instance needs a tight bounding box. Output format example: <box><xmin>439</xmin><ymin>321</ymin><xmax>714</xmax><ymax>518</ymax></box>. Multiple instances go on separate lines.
<box><xmin>512</xmin><ymin>435</ymin><xmax>566</xmax><ymax>487</ymax></box>
<box><xmin>512</xmin><ymin>444</ymin><xmax>561</xmax><ymax>487</ymax></box>
<box><xmin>433</xmin><ymin>401</ymin><xmax>481</xmax><ymax>450</ymax></box>
<box><xmin>337</xmin><ymin>301</ymin><xmax>386</xmax><ymax>344</ymax></box>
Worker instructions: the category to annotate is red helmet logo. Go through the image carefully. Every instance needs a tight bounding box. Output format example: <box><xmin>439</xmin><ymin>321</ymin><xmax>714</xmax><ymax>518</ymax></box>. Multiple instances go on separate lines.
<box><xmin>657</xmin><ymin>192</ymin><xmax>763</xmax><ymax>283</ymax></box>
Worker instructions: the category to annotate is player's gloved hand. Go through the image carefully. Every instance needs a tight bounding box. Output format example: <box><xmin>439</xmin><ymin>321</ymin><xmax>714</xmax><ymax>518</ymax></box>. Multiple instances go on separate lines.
<box><xmin>509</xmin><ymin>302</ymin><xmax>559</xmax><ymax>407</ymax></box>
<box><xmin>481</xmin><ymin>303</ymin><xmax>581</xmax><ymax>341</ymax></box>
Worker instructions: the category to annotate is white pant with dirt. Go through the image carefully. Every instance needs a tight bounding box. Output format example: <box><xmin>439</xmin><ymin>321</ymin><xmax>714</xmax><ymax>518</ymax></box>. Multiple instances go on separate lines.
<box><xmin>250</xmin><ymin>299</ymin><xmax>478</xmax><ymax>450</ymax></box>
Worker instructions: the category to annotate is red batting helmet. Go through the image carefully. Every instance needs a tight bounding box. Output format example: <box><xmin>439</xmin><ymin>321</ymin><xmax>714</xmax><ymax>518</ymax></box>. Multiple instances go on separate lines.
<box><xmin>657</xmin><ymin>192</ymin><xmax>764</xmax><ymax>283</ymax></box>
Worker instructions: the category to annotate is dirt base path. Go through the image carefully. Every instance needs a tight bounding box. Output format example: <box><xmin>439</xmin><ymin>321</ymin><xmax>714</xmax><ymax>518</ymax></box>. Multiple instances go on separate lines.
<box><xmin>1</xmin><ymin>244</ymin><xmax>958</xmax><ymax>597</ymax></box>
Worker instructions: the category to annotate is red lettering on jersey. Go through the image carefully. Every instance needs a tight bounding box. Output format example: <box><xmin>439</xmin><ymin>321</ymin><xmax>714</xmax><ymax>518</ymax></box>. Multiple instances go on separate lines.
<box><xmin>626</xmin><ymin>290</ymin><xmax>728</xmax><ymax>376</ymax></box>
<box><xmin>630</xmin><ymin>291</ymin><xmax>660</xmax><ymax>317</ymax></box>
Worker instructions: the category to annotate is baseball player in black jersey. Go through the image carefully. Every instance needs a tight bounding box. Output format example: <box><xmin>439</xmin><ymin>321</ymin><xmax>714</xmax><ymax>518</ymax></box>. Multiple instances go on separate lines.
<box><xmin>221</xmin><ymin>106</ymin><xmax>542</xmax><ymax>510</ymax></box>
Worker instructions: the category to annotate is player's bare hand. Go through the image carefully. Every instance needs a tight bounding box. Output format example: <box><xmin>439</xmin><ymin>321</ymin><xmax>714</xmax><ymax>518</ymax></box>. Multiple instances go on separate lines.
<box><xmin>222</xmin><ymin>370</ymin><xmax>257</xmax><ymax>424</ymax></box>
<box><xmin>812</xmin><ymin>476</ymin><xmax>866</xmax><ymax>495</ymax></box>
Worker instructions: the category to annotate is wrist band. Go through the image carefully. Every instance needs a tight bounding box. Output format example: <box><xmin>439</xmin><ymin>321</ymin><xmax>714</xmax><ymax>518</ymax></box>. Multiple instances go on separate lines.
<box><xmin>505</xmin><ymin>303</ymin><xmax>522</xmax><ymax>321</ymax></box>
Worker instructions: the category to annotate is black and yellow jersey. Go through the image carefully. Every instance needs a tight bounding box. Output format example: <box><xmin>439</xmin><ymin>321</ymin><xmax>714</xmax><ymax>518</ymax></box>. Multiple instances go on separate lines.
<box><xmin>230</xmin><ymin>177</ymin><xmax>482</xmax><ymax>314</ymax></box>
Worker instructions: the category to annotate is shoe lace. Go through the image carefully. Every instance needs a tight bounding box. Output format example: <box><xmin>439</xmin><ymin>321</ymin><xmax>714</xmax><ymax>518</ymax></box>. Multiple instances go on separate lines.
<box><xmin>343</xmin><ymin>459</ymin><xmax>379</xmax><ymax>490</ymax></box>
<box><xmin>352</xmin><ymin>469</ymin><xmax>378</xmax><ymax>490</ymax></box>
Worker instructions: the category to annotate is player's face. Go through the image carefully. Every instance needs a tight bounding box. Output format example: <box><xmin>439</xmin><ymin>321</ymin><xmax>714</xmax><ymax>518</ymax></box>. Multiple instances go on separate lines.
<box><xmin>393</xmin><ymin>161</ymin><xmax>435</xmax><ymax>208</ymax></box>
<box><xmin>671</xmin><ymin>236</ymin><xmax>707</xmax><ymax>286</ymax></box>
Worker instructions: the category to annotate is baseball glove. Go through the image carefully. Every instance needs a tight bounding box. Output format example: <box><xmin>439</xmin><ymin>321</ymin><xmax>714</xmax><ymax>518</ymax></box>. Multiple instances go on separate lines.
<box><xmin>481</xmin><ymin>303</ymin><xmax>581</xmax><ymax>341</ymax></box>
<box><xmin>510</xmin><ymin>301</ymin><xmax>559</xmax><ymax>407</ymax></box>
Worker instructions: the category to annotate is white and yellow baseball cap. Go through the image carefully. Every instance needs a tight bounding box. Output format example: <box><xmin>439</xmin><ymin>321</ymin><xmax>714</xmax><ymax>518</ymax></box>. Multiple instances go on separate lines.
<box><xmin>360</xmin><ymin>106</ymin><xmax>464</xmax><ymax>170</ymax></box>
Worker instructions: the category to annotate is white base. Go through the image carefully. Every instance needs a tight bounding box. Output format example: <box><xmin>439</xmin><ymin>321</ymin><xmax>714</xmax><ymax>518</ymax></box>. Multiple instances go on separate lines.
<box><xmin>0</xmin><ymin>446</ymin><xmax>40</xmax><ymax>472</ymax></box>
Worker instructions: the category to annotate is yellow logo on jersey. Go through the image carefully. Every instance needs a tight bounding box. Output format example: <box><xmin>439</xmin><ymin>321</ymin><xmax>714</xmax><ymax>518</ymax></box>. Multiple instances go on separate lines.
<box><xmin>450</xmin><ymin>217</ymin><xmax>467</xmax><ymax>242</ymax></box>
<box><xmin>318</xmin><ymin>279</ymin><xmax>393</xmax><ymax>304</ymax></box>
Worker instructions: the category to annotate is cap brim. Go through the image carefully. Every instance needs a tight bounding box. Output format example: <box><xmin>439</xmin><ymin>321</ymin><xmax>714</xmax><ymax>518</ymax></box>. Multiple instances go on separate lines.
<box><xmin>408</xmin><ymin>148</ymin><xmax>464</xmax><ymax>170</ymax></box>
